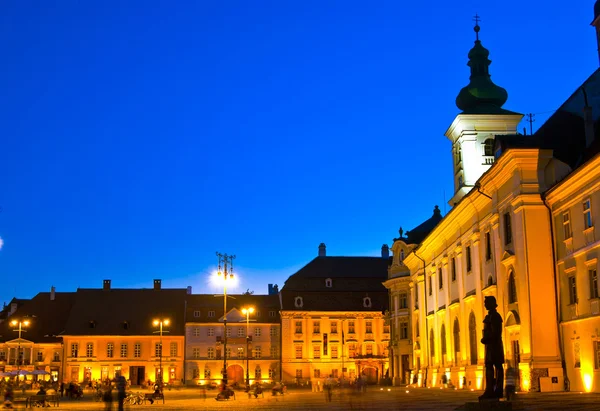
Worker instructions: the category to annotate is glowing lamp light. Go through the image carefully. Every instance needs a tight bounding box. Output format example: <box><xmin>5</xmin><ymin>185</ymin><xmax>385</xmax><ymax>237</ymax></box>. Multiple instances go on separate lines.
<box><xmin>387</xmin><ymin>388</ymin><xmax>391</xmax><ymax>392</ymax></box>
<box><xmin>583</xmin><ymin>374</ymin><xmax>593</xmax><ymax>392</ymax></box>
<box><xmin>405</xmin><ymin>390</ymin><xmax>409</xmax><ymax>393</ymax></box>
<box><xmin>242</xmin><ymin>307</ymin><xmax>255</xmax><ymax>315</ymax></box>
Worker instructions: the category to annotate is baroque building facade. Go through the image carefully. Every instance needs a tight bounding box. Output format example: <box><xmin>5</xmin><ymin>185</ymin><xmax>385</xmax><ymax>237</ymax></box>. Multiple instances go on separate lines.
<box><xmin>184</xmin><ymin>293</ymin><xmax>280</xmax><ymax>386</ymax></box>
<box><xmin>280</xmin><ymin>244</ymin><xmax>390</xmax><ymax>385</ymax></box>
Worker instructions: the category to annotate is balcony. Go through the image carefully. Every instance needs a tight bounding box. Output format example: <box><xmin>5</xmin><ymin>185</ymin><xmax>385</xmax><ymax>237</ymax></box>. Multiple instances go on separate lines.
<box><xmin>482</xmin><ymin>156</ymin><xmax>495</xmax><ymax>165</ymax></box>
<box><xmin>584</xmin><ymin>227</ymin><xmax>595</xmax><ymax>246</ymax></box>
<box><xmin>355</xmin><ymin>354</ymin><xmax>386</xmax><ymax>359</ymax></box>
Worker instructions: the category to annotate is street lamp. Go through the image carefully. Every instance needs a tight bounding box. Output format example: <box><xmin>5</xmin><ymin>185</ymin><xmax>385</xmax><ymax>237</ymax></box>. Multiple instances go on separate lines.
<box><xmin>214</xmin><ymin>252</ymin><xmax>235</xmax><ymax>386</ymax></box>
<box><xmin>11</xmin><ymin>319</ymin><xmax>30</xmax><ymax>373</ymax></box>
<box><xmin>153</xmin><ymin>318</ymin><xmax>170</xmax><ymax>390</ymax></box>
<box><xmin>241</xmin><ymin>307</ymin><xmax>255</xmax><ymax>387</ymax></box>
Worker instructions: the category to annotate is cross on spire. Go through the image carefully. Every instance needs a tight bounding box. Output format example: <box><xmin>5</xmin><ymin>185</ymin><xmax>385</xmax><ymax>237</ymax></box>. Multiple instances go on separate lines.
<box><xmin>473</xmin><ymin>13</ymin><xmax>481</xmax><ymax>41</ymax></box>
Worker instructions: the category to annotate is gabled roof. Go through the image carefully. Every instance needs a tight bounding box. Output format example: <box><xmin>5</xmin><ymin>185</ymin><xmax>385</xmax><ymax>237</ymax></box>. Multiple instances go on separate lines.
<box><xmin>62</xmin><ymin>288</ymin><xmax>188</xmax><ymax>336</ymax></box>
<box><xmin>185</xmin><ymin>294</ymin><xmax>280</xmax><ymax>324</ymax></box>
<box><xmin>0</xmin><ymin>292</ymin><xmax>76</xmax><ymax>343</ymax></box>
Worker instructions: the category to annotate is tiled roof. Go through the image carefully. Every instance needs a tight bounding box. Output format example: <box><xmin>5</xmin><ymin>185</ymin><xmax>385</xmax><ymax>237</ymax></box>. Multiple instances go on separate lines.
<box><xmin>185</xmin><ymin>294</ymin><xmax>280</xmax><ymax>323</ymax></box>
<box><xmin>0</xmin><ymin>292</ymin><xmax>76</xmax><ymax>343</ymax></box>
<box><xmin>62</xmin><ymin>288</ymin><xmax>188</xmax><ymax>336</ymax></box>
<box><xmin>280</xmin><ymin>291</ymin><xmax>388</xmax><ymax>312</ymax></box>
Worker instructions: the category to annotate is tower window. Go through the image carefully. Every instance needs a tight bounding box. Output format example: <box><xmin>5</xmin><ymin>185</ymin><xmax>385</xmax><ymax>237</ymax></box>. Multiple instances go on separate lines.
<box><xmin>483</xmin><ymin>139</ymin><xmax>494</xmax><ymax>156</ymax></box>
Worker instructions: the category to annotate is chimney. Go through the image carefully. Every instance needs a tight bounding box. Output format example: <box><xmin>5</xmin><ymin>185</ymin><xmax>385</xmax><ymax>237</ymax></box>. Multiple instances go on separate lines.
<box><xmin>318</xmin><ymin>243</ymin><xmax>326</xmax><ymax>257</ymax></box>
<box><xmin>186</xmin><ymin>286</ymin><xmax>192</xmax><ymax>295</ymax></box>
<box><xmin>381</xmin><ymin>244</ymin><xmax>389</xmax><ymax>259</ymax></box>
<box><xmin>154</xmin><ymin>279</ymin><xmax>162</xmax><ymax>290</ymax></box>
<box><xmin>50</xmin><ymin>286</ymin><xmax>56</xmax><ymax>301</ymax></box>
<box><xmin>268</xmin><ymin>284</ymin><xmax>274</xmax><ymax>295</ymax></box>
<box><xmin>103</xmin><ymin>279</ymin><xmax>111</xmax><ymax>290</ymax></box>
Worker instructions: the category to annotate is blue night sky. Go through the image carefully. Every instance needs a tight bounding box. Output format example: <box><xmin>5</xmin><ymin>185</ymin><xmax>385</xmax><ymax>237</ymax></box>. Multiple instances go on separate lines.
<box><xmin>0</xmin><ymin>1</ymin><xmax>597</xmax><ymax>305</ymax></box>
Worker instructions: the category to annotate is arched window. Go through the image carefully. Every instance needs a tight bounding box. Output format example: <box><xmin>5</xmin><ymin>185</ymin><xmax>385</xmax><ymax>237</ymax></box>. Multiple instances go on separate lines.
<box><xmin>294</xmin><ymin>296</ymin><xmax>303</xmax><ymax>308</ymax></box>
<box><xmin>508</xmin><ymin>272</ymin><xmax>517</xmax><ymax>303</ymax></box>
<box><xmin>487</xmin><ymin>275</ymin><xmax>494</xmax><ymax>287</ymax></box>
<box><xmin>400</xmin><ymin>249</ymin><xmax>405</xmax><ymax>262</ymax></box>
<box><xmin>363</xmin><ymin>297</ymin><xmax>372</xmax><ymax>308</ymax></box>
<box><xmin>453</xmin><ymin>317</ymin><xmax>460</xmax><ymax>362</ymax></box>
<box><xmin>429</xmin><ymin>329</ymin><xmax>435</xmax><ymax>359</ymax></box>
<box><xmin>440</xmin><ymin>324</ymin><xmax>447</xmax><ymax>365</ymax></box>
<box><xmin>325</xmin><ymin>278</ymin><xmax>332</xmax><ymax>288</ymax></box>
<box><xmin>469</xmin><ymin>312</ymin><xmax>477</xmax><ymax>365</ymax></box>
<box><xmin>484</xmin><ymin>138</ymin><xmax>494</xmax><ymax>156</ymax></box>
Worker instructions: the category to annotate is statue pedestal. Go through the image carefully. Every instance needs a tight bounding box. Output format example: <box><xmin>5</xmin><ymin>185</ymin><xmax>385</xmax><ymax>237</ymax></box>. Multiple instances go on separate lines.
<box><xmin>463</xmin><ymin>399</ymin><xmax>524</xmax><ymax>411</ymax></box>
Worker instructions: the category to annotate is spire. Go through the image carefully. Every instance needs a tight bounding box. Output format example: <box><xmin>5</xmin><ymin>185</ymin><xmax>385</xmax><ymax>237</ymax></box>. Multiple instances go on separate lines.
<box><xmin>455</xmin><ymin>15</ymin><xmax>508</xmax><ymax>114</ymax></box>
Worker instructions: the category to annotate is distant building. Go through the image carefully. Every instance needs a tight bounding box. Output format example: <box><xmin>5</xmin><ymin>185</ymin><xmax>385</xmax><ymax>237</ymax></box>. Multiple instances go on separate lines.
<box><xmin>60</xmin><ymin>279</ymin><xmax>187</xmax><ymax>385</ymax></box>
<box><xmin>185</xmin><ymin>293</ymin><xmax>280</xmax><ymax>386</ymax></box>
<box><xmin>280</xmin><ymin>243</ymin><xmax>390</xmax><ymax>385</ymax></box>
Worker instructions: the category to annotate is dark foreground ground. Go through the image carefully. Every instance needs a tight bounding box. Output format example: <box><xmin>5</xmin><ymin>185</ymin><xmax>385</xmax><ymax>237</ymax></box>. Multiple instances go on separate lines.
<box><xmin>10</xmin><ymin>386</ymin><xmax>600</xmax><ymax>410</ymax></box>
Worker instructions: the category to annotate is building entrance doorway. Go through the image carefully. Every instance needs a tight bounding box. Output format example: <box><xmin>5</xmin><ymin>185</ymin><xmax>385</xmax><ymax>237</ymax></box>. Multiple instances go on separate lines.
<box><xmin>401</xmin><ymin>355</ymin><xmax>410</xmax><ymax>384</ymax></box>
<box><xmin>362</xmin><ymin>367</ymin><xmax>378</xmax><ymax>384</ymax></box>
<box><xmin>130</xmin><ymin>366</ymin><xmax>145</xmax><ymax>386</ymax></box>
<box><xmin>226</xmin><ymin>365</ymin><xmax>244</xmax><ymax>385</ymax></box>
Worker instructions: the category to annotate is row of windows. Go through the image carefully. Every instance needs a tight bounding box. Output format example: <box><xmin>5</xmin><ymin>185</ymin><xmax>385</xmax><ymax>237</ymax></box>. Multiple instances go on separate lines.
<box><xmin>426</xmin><ymin>314</ymin><xmax>479</xmax><ymax>366</ymax></box>
<box><xmin>70</xmin><ymin>342</ymin><xmax>178</xmax><ymax>358</ymax></box>
<box><xmin>191</xmin><ymin>326</ymin><xmax>278</xmax><ymax>338</ymax></box>
<box><xmin>192</xmin><ymin>310</ymin><xmax>277</xmax><ymax>318</ymax></box>
<box><xmin>191</xmin><ymin>346</ymin><xmax>277</xmax><ymax>359</ymax></box>
<box><xmin>294</xmin><ymin>343</ymin><xmax>386</xmax><ymax>359</ymax></box>
<box><xmin>192</xmin><ymin>366</ymin><xmax>276</xmax><ymax>380</ymax></box>
<box><xmin>562</xmin><ymin>199</ymin><xmax>594</xmax><ymax>239</ymax></box>
<box><xmin>293</xmin><ymin>320</ymin><xmax>386</xmax><ymax>334</ymax></box>
<box><xmin>0</xmin><ymin>350</ymin><xmax>60</xmax><ymax>362</ymax></box>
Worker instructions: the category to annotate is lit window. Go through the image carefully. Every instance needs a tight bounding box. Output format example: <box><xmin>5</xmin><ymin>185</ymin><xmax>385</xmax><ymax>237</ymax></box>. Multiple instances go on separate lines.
<box><xmin>120</xmin><ymin>343</ymin><xmax>127</xmax><ymax>358</ymax></box>
<box><xmin>366</xmin><ymin>321</ymin><xmax>373</xmax><ymax>334</ymax></box>
<box><xmin>107</xmin><ymin>343</ymin><xmax>114</xmax><ymax>358</ymax></box>
<box><xmin>154</xmin><ymin>343</ymin><xmax>162</xmax><ymax>358</ymax></box>
<box><xmin>255</xmin><ymin>366</ymin><xmax>262</xmax><ymax>380</ymax></box>
<box><xmin>330</xmin><ymin>321</ymin><xmax>338</xmax><ymax>334</ymax></box>
<box><xmin>254</xmin><ymin>346</ymin><xmax>261</xmax><ymax>359</ymax></box>
<box><xmin>295</xmin><ymin>345</ymin><xmax>302</xmax><ymax>359</ymax></box>
<box><xmin>331</xmin><ymin>346</ymin><xmax>338</xmax><ymax>359</ymax></box>
<box><xmin>348</xmin><ymin>344</ymin><xmax>356</xmax><ymax>358</ymax></box>
<box><xmin>36</xmin><ymin>351</ymin><xmax>43</xmax><ymax>362</ymax></box>
<box><xmin>134</xmin><ymin>343</ymin><xmax>141</xmax><ymax>358</ymax></box>
<box><xmin>348</xmin><ymin>321</ymin><xmax>355</xmax><ymax>334</ymax></box>
<box><xmin>313</xmin><ymin>321</ymin><xmax>320</xmax><ymax>334</ymax></box>
<box><xmin>207</xmin><ymin>348</ymin><xmax>215</xmax><ymax>359</ymax></box>
<box><xmin>584</xmin><ymin>200</ymin><xmax>593</xmax><ymax>230</ymax></box>
<box><xmin>193</xmin><ymin>348</ymin><xmax>200</xmax><ymax>359</ymax></box>
<box><xmin>563</xmin><ymin>212</ymin><xmax>572</xmax><ymax>239</ymax></box>
<box><xmin>313</xmin><ymin>346</ymin><xmax>320</xmax><ymax>359</ymax></box>
<box><xmin>204</xmin><ymin>368</ymin><xmax>211</xmax><ymax>378</ymax></box>
<box><xmin>237</xmin><ymin>347</ymin><xmax>244</xmax><ymax>358</ymax></box>
<box><xmin>71</xmin><ymin>343</ymin><xmax>78</xmax><ymax>358</ymax></box>
<box><xmin>170</xmin><ymin>342</ymin><xmax>177</xmax><ymax>357</ymax></box>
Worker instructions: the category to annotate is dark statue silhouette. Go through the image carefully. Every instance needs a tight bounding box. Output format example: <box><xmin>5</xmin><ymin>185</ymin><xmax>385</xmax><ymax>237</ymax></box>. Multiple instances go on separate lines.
<box><xmin>479</xmin><ymin>296</ymin><xmax>504</xmax><ymax>400</ymax></box>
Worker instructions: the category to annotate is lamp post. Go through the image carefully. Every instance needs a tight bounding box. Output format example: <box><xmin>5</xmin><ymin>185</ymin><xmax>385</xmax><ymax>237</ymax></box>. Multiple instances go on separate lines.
<box><xmin>241</xmin><ymin>306</ymin><xmax>254</xmax><ymax>387</ymax></box>
<box><xmin>153</xmin><ymin>318</ymin><xmax>170</xmax><ymax>391</ymax></box>
<box><xmin>11</xmin><ymin>318</ymin><xmax>30</xmax><ymax>374</ymax></box>
<box><xmin>215</xmin><ymin>252</ymin><xmax>235</xmax><ymax>386</ymax></box>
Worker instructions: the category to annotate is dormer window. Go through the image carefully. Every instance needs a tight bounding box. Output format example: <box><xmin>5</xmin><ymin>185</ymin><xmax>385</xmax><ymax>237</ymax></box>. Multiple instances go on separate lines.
<box><xmin>122</xmin><ymin>321</ymin><xmax>129</xmax><ymax>330</ymax></box>
<box><xmin>325</xmin><ymin>278</ymin><xmax>332</xmax><ymax>288</ymax></box>
<box><xmin>363</xmin><ymin>297</ymin><xmax>372</xmax><ymax>308</ymax></box>
<box><xmin>89</xmin><ymin>320</ymin><xmax>96</xmax><ymax>329</ymax></box>
<box><xmin>294</xmin><ymin>296</ymin><xmax>303</xmax><ymax>308</ymax></box>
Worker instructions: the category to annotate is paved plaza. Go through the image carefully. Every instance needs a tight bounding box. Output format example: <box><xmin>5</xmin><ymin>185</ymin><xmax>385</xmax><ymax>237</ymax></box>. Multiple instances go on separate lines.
<box><xmin>18</xmin><ymin>387</ymin><xmax>600</xmax><ymax>411</ymax></box>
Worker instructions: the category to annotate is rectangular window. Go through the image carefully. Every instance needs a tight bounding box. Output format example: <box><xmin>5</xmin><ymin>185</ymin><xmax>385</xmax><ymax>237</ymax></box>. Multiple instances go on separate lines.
<box><xmin>485</xmin><ymin>232</ymin><xmax>492</xmax><ymax>261</ymax></box>
<box><xmin>466</xmin><ymin>246</ymin><xmax>472</xmax><ymax>272</ymax></box>
<box><xmin>594</xmin><ymin>341</ymin><xmax>600</xmax><ymax>369</ymax></box>
<box><xmin>400</xmin><ymin>320</ymin><xmax>408</xmax><ymax>339</ymax></box>
<box><xmin>255</xmin><ymin>327</ymin><xmax>262</xmax><ymax>337</ymax></box>
<box><xmin>255</xmin><ymin>367</ymin><xmax>262</xmax><ymax>380</ymax></box>
<box><xmin>155</xmin><ymin>343</ymin><xmax>162</xmax><ymax>358</ymax></box>
<box><xmin>399</xmin><ymin>292</ymin><xmax>407</xmax><ymax>309</ymax></box>
<box><xmin>295</xmin><ymin>321</ymin><xmax>302</xmax><ymax>334</ymax></box>
<box><xmin>584</xmin><ymin>200</ymin><xmax>593</xmax><ymax>229</ymax></box>
<box><xmin>366</xmin><ymin>321</ymin><xmax>373</xmax><ymax>334</ymax></box>
<box><xmin>254</xmin><ymin>346</ymin><xmax>261</xmax><ymax>359</ymax></box>
<box><xmin>504</xmin><ymin>212</ymin><xmax>512</xmax><ymax>245</ymax></box>
<box><xmin>270</xmin><ymin>346</ymin><xmax>278</xmax><ymax>358</ymax></box>
<box><xmin>36</xmin><ymin>351</ymin><xmax>43</xmax><ymax>362</ymax></box>
<box><xmin>53</xmin><ymin>352</ymin><xmax>60</xmax><ymax>362</ymax></box>
<box><xmin>383</xmin><ymin>322</ymin><xmax>390</xmax><ymax>333</ymax></box>
<box><xmin>225</xmin><ymin>347</ymin><xmax>231</xmax><ymax>358</ymax></box>
<box><xmin>296</xmin><ymin>369</ymin><xmax>302</xmax><ymax>379</ymax></box>
<box><xmin>193</xmin><ymin>328</ymin><xmax>200</xmax><ymax>337</ymax></box>
<box><xmin>366</xmin><ymin>344</ymin><xmax>373</xmax><ymax>355</ymax></box>
<box><xmin>238</xmin><ymin>328</ymin><xmax>245</xmax><ymax>337</ymax></box>
<box><xmin>313</xmin><ymin>346</ymin><xmax>320</xmax><ymax>359</ymax></box>
<box><xmin>226</xmin><ymin>328</ymin><xmax>231</xmax><ymax>338</ymax></box>
<box><xmin>269</xmin><ymin>368</ymin><xmax>276</xmax><ymax>378</ymax></box>
<box><xmin>170</xmin><ymin>342</ymin><xmax>177</xmax><ymax>357</ymax></box>
<box><xmin>349</xmin><ymin>344</ymin><xmax>356</xmax><ymax>358</ymax></box>
<box><xmin>590</xmin><ymin>269</ymin><xmax>599</xmax><ymax>299</ymax></box>
<box><xmin>269</xmin><ymin>311</ymin><xmax>276</xmax><ymax>317</ymax></box>
<box><xmin>193</xmin><ymin>310</ymin><xmax>201</xmax><ymax>318</ymax></box>
<box><xmin>193</xmin><ymin>348</ymin><xmax>200</xmax><ymax>359</ymax></box>
<box><xmin>208</xmin><ymin>311</ymin><xmax>215</xmax><ymax>318</ymax></box>
<box><xmin>270</xmin><ymin>326</ymin><xmax>277</xmax><ymax>337</ymax></box>
<box><xmin>207</xmin><ymin>328</ymin><xmax>214</xmax><ymax>337</ymax></box>
<box><xmin>237</xmin><ymin>347</ymin><xmax>244</xmax><ymax>358</ymax></box>
<box><xmin>204</xmin><ymin>368</ymin><xmax>211</xmax><ymax>379</ymax></box>
<box><xmin>452</xmin><ymin>257</ymin><xmax>456</xmax><ymax>281</ymax></box>
<box><xmin>134</xmin><ymin>343</ymin><xmax>141</xmax><ymax>358</ymax></box>
<box><xmin>438</xmin><ymin>267</ymin><xmax>443</xmax><ymax>289</ymax></box>
<box><xmin>295</xmin><ymin>345</ymin><xmax>302</xmax><ymax>359</ymax></box>
<box><xmin>192</xmin><ymin>368</ymin><xmax>200</xmax><ymax>379</ymax></box>
<box><xmin>428</xmin><ymin>276</ymin><xmax>432</xmax><ymax>295</ymax></box>
<box><xmin>569</xmin><ymin>276</ymin><xmax>578</xmax><ymax>305</ymax></box>
<box><xmin>120</xmin><ymin>343</ymin><xmax>127</xmax><ymax>358</ymax></box>
<box><xmin>313</xmin><ymin>321</ymin><xmax>321</xmax><ymax>334</ymax></box>
<box><xmin>207</xmin><ymin>347</ymin><xmax>215</xmax><ymax>359</ymax></box>
<box><xmin>71</xmin><ymin>343</ymin><xmax>78</xmax><ymax>358</ymax></box>
<box><xmin>314</xmin><ymin>369</ymin><xmax>321</xmax><ymax>378</ymax></box>
<box><xmin>348</xmin><ymin>321</ymin><xmax>355</xmax><ymax>334</ymax></box>
<box><xmin>331</xmin><ymin>346</ymin><xmax>338</xmax><ymax>359</ymax></box>
<box><xmin>563</xmin><ymin>212</ymin><xmax>572</xmax><ymax>239</ymax></box>
<box><xmin>331</xmin><ymin>321</ymin><xmax>338</xmax><ymax>334</ymax></box>
<box><xmin>0</xmin><ymin>351</ymin><xmax>6</xmax><ymax>361</ymax></box>
<box><xmin>107</xmin><ymin>343</ymin><xmax>114</xmax><ymax>358</ymax></box>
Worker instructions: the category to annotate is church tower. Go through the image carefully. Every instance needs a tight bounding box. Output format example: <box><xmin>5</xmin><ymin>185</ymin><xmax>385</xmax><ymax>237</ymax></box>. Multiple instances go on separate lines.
<box><xmin>446</xmin><ymin>19</ymin><xmax>523</xmax><ymax>206</ymax></box>
<box><xmin>592</xmin><ymin>1</ymin><xmax>600</xmax><ymax>65</ymax></box>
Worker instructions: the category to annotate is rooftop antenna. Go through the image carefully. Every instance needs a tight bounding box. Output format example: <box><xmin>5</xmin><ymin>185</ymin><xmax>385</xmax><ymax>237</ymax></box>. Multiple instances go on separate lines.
<box><xmin>526</xmin><ymin>113</ymin><xmax>535</xmax><ymax>135</ymax></box>
<box><xmin>473</xmin><ymin>13</ymin><xmax>481</xmax><ymax>40</ymax></box>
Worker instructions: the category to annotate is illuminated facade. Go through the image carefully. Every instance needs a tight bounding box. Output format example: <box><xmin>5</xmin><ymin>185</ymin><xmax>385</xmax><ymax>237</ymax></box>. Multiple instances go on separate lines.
<box><xmin>280</xmin><ymin>244</ymin><xmax>390</xmax><ymax>385</ymax></box>
<box><xmin>185</xmin><ymin>293</ymin><xmax>281</xmax><ymax>386</ymax></box>
<box><xmin>60</xmin><ymin>280</ymin><xmax>187</xmax><ymax>384</ymax></box>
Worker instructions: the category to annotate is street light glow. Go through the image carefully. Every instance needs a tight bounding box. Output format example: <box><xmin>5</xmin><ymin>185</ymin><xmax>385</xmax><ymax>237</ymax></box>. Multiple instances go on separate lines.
<box><xmin>242</xmin><ymin>307</ymin><xmax>255</xmax><ymax>315</ymax></box>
